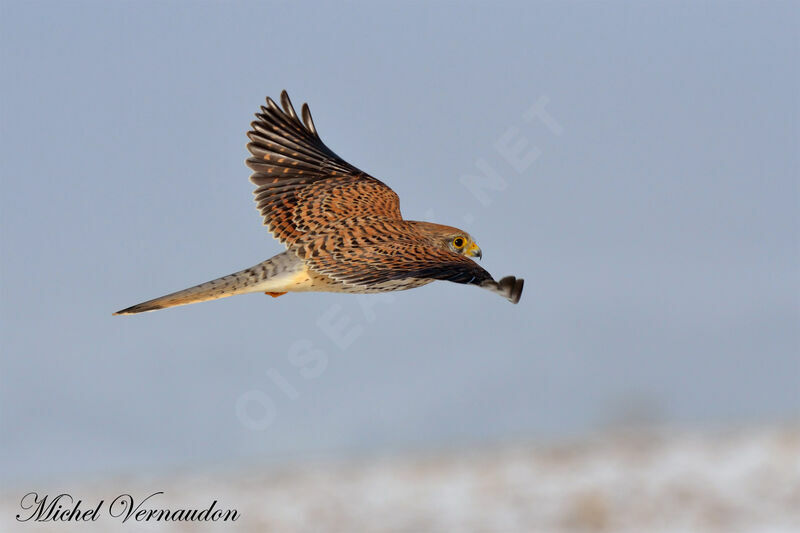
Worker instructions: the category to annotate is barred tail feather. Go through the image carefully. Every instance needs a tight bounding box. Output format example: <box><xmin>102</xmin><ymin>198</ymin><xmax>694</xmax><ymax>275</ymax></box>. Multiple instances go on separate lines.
<box><xmin>114</xmin><ymin>252</ymin><xmax>301</xmax><ymax>315</ymax></box>
<box><xmin>113</xmin><ymin>273</ymin><xmax>254</xmax><ymax>315</ymax></box>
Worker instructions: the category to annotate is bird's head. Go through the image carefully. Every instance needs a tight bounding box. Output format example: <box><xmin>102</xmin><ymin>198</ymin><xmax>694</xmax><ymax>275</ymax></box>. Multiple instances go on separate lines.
<box><xmin>446</xmin><ymin>232</ymin><xmax>482</xmax><ymax>259</ymax></box>
<box><xmin>411</xmin><ymin>222</ymin><xmax>482</xmax><ymax>260</ymax></box>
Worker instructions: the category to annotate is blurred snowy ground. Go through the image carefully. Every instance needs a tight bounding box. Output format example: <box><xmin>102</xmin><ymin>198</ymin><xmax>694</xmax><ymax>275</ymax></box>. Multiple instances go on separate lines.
<box><xmin>3</xmin><ymin>426</ymin><xmax>798</xmax><ymax>533</ymax></box>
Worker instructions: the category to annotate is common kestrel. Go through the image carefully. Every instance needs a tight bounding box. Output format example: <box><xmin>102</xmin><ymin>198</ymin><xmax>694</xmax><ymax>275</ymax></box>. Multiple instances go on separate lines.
<box><xmin>114</xmin><ymin>91</ymin><xmax>523</xmax><ymax>315</ymax></box>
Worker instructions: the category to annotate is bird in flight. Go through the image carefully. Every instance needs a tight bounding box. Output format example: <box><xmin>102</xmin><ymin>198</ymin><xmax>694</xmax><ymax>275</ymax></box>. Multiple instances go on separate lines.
<box><xmin>114</xmin><ymin>91</ymin><xmax>523</xmax><ymax>315</ymax></box>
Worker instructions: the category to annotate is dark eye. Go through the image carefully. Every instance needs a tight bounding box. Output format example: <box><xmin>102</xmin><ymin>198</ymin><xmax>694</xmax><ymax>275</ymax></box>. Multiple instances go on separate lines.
<box><xmin>453</xmin><ymin>237</ymin><xmax>465</xmax><ymax>248</ymax></box>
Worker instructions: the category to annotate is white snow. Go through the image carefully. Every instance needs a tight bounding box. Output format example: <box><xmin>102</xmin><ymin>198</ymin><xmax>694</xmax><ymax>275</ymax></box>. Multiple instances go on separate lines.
<box><xmin>2</xmin><ymin>426</ymin><xmax>798</xmax><ymax>532</ymax></box>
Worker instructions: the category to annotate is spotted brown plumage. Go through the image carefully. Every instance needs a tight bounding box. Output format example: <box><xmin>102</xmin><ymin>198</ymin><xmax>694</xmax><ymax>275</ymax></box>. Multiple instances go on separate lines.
<box><xmin>113</xmin><ymin>91</ymin><xmax>523</xmax><ymax>315</ymax></box>
<box><xmin>247</xmin><ymin>91</ymin><xmax>402</xmax><ymax>245</ymax></box>
<box><xmin>296</xmin><ymin>219</ymin><xmax>492</xmax><ymax>289</ymax></box>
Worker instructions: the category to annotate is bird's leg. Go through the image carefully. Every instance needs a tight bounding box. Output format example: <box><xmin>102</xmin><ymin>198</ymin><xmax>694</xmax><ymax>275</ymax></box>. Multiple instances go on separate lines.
<box><xmin>265</xmin><ymin>291</ymin><xmax>287</xmax><ymax>298</ymax></box>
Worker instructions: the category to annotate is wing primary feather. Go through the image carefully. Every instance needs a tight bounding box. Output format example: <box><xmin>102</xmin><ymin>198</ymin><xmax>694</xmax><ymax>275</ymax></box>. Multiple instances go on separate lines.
<box><xmin>280</xmin><ymin>90</ymin><xmax>299</xmax><ymax>121</ymax></box>
<box><xmin>265</xmin><ymin>97</ymin><xmax>283</xmax><ymax>116</ymax></box>
<box><xmin>259</xmin><ymin>100</ymin><xmax>308</xmax><ymax>139</ymax></box>
<box><xmin>479</xmin><ymin>276</ymin><xmax>524</xmax><ymax>304</ymax></box>
<box><xmin>301</xmin><ymin>103</ymin><xmax>319</xmax><ymax>139</ymax></box>
<box><xmin>247</xmin><ymin>129</ymin><xmax>326</xmax><ymax>162</ymax></box>
<box><xmin>245</xmin><ymin>92</ymin><xmax>402</xmax><ymax>244</ymax></box>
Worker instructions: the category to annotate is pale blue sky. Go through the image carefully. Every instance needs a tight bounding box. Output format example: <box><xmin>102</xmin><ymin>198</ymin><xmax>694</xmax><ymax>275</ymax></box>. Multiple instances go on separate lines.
<box><xmin>1</xmin><ymin>1</ymin><xmax>798</xmax><ymax>483</ymax></box>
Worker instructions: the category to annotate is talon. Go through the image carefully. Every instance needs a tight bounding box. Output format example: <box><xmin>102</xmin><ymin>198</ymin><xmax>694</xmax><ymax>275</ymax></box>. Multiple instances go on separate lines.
<box><xmin>265</xmin><ymin>291</ymin><xmax>287</xmax><ymax>298</ymax></box>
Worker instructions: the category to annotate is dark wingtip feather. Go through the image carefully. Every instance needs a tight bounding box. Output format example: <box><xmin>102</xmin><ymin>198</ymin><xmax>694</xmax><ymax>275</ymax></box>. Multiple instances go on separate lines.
<box><xmin>511</xmin><ymin>278</ymin><xmax>524</xmax><ymax>304</ymax></box>
<box><xmin>301</xmin><ymin>103</ymin><xmax>319</xmax><ymax>138</ymax></box>
<box><xmin>280</xmin><ymin>90</ymin><xmax>299</xmax><ymax>120</ymax></box>
<box><xmin>483</xmin><ymin>275</ymin><xmax>524</xmax><ymax>304</ymax></box>
<box><xmin>265</xmin><ymin>96</ymin><xmax>281</xmax><ymax>114</ymax></box>
<box><xmin>500</xmin><ymin>276</ymin><xmax>523</xmax><ymax>304</ymax></box>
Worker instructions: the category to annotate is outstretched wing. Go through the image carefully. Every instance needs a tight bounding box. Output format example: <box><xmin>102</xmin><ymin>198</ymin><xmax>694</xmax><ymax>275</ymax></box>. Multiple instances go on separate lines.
<box><xmin>297</xmin><ymin>220</ymin><xmax>524</xmax><ymax>303</ymax></box>
<box><xmin>295</xmin><ymin>219</ymin><xmax>494</xmax><ymax>287</ymax></box>
<box><xmin>246</xmin><ymin>91</ymin><xmax>402</xmax><ymax>245</ymax></box>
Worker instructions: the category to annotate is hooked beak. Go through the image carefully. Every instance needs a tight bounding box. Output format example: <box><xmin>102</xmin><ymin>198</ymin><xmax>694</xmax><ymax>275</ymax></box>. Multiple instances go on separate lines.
<box><xmin>467</xmin><ymin>242</ymin><xmax>482</xmax><ymax>260</ymax></box>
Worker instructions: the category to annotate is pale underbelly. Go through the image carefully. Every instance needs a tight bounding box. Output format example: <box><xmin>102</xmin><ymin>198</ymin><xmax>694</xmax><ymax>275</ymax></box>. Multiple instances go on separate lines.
<box><xmin>252</xmin><ymin>265</ymin><xmax>434</xmax><ymax>294</ymax></box>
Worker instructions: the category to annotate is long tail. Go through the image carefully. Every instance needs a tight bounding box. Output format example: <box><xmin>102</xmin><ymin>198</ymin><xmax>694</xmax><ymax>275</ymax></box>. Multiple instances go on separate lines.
<box><xmin>114</xmin><ymin>252</ymin><xmax>301</xmax><ymax>315</ymax></box>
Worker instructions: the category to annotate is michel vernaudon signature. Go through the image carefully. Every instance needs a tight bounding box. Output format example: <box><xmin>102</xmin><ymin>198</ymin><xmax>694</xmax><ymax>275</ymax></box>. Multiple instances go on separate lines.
<box><xmin>15</xmin><ymin>492</ymin><xmax>239</xmax><ymax>523</ymax></box>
